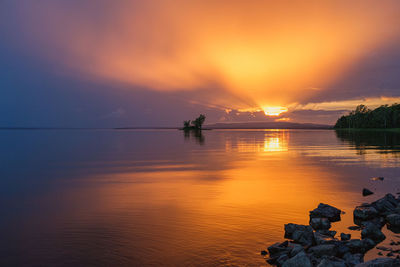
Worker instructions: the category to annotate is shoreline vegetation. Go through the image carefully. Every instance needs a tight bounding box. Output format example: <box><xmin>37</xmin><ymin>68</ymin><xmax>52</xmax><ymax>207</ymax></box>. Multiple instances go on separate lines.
<box><xmin>335</xmin><ymin>104</ymin><xmax>400</xmax><ymax>129</ymax></box>
<box><xmin>261</xmin><ymin>186</ymin><xmax>400</xmax><ymax>266</ymax></box>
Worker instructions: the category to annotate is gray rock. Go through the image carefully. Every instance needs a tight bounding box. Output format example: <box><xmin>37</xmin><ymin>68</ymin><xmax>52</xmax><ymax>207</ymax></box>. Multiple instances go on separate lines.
<box><xmin>267</xmin><ymin>241</ymin><xmax>290</xmax><ymax>258</ymax></box>
<box><xmin>386</xmin><ymin>214</ymin><xmax>400</xmax><ymax>227</ymax></box>
<box><xmin>363</xmin><ymin>188</ymin><xmax>374</xmax><ymax>196</ymax></box>
<box><xmin>310</xmin><ymin>217</ymin><xmax>331</xmax><ymax>230</ymax></box>
<box><xmin>310</xmin><ymin>203</ymin><xmax>342</xmax><ymax>222</ymax></box>
<box><xmin>340</xmin><ymin>233</ymin><xmax>351</xmax><ymax>241</ymax></box>
<box><xmin>282</xmin><ymin>252</ymin><xmax>312</xmax><ymax>267</ymax></box>
<box><xmin>361</xmin><ymin>223</ymin><xmax>386</xmax><ymax>243</ymax></box>
<box><xmin>354</xmin><ymin>206</ymin><xmax>378</xmax><ymax>221</ymax></box>
<box><xmin>317</xmin><ymin>257</ymin><xmax>346</xmax><ymax>267</ymax></box>
<box><xmin>343</xmin><ymin>253</ymin><xmax>364</xmax><ymax>266</ymax></box>
<box><xmin>314</xmin><ymin>232</ymin><xmax>335</xmax><ymax>245</ymax></box>
<box><xmin>355</xmin><ymin>257</ymin><xmax>400</xmax><ymax>266</ymax></box>
<box><xmin>276</xmin><ymin>254</ymin><xmax>289</xmax><ymax>266</ymax></box>
<box><xmin>308</xmin><ymin>244</ymin><xmax>336</xmax><ymax>257</ymax></box>
<box><xmin>288</xmin><ymin>243</ymin><xmax>304</xmax><ymax>257</ymax></box>
<box><xmin>371</xmin><ymin>194</ymin><xmax>398</xmax><ymax>214</ymax></box>
<box><xmin>346</xmin><ymin>239</ymin><xmax>375</xmax><ymax>254</ymax></box>
<box><xmin>284</xmin><ymin>224</ymin><xmax>314</xmax><ymax>246</ymax></box>
<box><xmin>316</xmin><ymin>229</ymin><xmax>337</xmax><ymax>238</ymax></box>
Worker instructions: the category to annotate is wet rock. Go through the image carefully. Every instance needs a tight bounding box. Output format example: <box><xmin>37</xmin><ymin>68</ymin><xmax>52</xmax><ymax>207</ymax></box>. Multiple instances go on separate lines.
<box><xmin>289</xmin><ymin>244</ymin><xmax>304</xmax><ymax>257</ymax></box>
<box><xmin>346</xmin><ymin>239</ymin><xmax>375</xmax><ymax>254</ymax></box>
<box><xmin>282</xmin><ymin>251</ymin><xmax>312</xmax><ymax>267</ymax></box>
<box><xmin>387</xmin><ymin>252</ymin><xmax>394</xmax><ymax>257</ymax></box>
<box><xmin>355</xmin><ymin>257</ymin><xmax>400</xmax><ymax>266</ymax></box>
<box><xmin>363</xmin><ymin>188</ymin><xmax>374</xmax><ymax>196</ymax></box>
<box><xmin>314</xmin><ymin>232</ymin><xmax>335</xmax><ymax>245</ymax></box>
<box><xmin>276</xmin><ymin>254</ymin><xmax>289</xmax><ymax>266</ymax></box>
<box><xmin>317</xmin><ymin>257</ymin><xmax>346</xmax><ymax>267</ymax></box>
<box><xmin>354</xmin><ymin>206</ymin><xmax>378</xmax><ymax>221</ymax></box>
<box><xmin>316</xmin><ymin>229</ymin><xmax>337</xmax><ymax>238</ymax></box>
<box><xmin>267</xmin><ymin>242</ymin><xmax>290</xmax><ymax>258</ymax></box>
<box><xmin>361</xmin><ymin>223</ymin><xmax>386</xmax><ymax>243</ymax></box>
<box><xmin>284</xmin><ymin>224</ymin><xmax>314</xmax><ymax>246</ymax></box>
<box><xmin>340</xmin><ymin>233</ymin><xmax>351</xmax><ymax>241</ymax></box>
<box><xmin>343</xmin><ymin>252</ymin><xmax>364</xmax><ymax>266</ymax></box>
<box><xmin>310</xmin><ymin>217</ymin><xmax>331</xmax><ymax>230</ymax></box>
<box><xmin>371</xmin><ymin>194</ymin><xmax>398</xmax><ymax>214</ymax></box>
<box><xmin>386</xmin><ymin>214</ymin><xmax>400</xmax><ymax>227</ymax></box>
<box><xmin>310</xmin><ymin>203</ymin><xmax>342</xmax><ymax>222</ymax></box>
<box><xmin>376</xmin><ymin>246</ymin><xmax>391</xmax><ymax>251</ymax></box>
<box><xmin>308</xmin><ymin>244</ymin><xmax>336</xmax><ymax>257</ymax></box>
<box><xmin>260</xmin><ymin>250</ymin><xmax>268</xmax><ymax>256</ymax></box>
<box><xmin>359</xmin><ymin>217</ymin><xmax>386</xmax><ymax>229</ymax></box>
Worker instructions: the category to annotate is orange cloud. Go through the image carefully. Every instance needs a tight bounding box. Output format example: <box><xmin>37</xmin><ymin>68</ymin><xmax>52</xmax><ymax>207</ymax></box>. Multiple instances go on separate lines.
<box><xmin>17</xmin><ymin>0</ymin><xmax>400</xmax><ymax>111</ymax></box>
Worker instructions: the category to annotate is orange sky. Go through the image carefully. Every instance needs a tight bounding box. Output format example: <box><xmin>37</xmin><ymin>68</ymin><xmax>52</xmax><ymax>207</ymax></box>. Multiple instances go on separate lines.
<box><xmin>7</xmin><ymin>0</ymin><xmax>400</xmax><ymax>124</ymax></box>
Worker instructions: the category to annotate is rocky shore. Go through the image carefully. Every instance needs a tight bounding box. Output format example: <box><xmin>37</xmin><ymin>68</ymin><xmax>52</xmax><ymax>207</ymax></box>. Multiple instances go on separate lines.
<box><xmin>261</xmin><ymin>192</ymin><xmax>400</xmax><ymax>266</ymax></box>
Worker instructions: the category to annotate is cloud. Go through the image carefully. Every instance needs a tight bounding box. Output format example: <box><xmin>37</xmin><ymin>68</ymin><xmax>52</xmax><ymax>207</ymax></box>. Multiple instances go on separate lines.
<box><xmin>5</xmin><ymin>0</ymin><xmax>400</xmax><ymax>110</ymax></box>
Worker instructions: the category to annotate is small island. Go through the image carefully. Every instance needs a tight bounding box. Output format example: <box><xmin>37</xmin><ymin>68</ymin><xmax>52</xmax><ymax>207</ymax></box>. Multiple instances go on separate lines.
<box><xmin>182</xmin><ymin>114</ymin><xmax>206</xmax><ymax>131</ymax></box>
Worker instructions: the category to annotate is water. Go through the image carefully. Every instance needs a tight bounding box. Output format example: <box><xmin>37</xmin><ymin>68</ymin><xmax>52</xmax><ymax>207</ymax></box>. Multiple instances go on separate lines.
<box><xmin>1</xmin><ymin>129</ymin><xmax>400</xmax><ymax>266</ymax></box>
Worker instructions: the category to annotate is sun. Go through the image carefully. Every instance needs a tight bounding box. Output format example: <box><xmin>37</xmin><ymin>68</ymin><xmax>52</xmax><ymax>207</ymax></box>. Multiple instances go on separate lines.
<box><xmin>263</xmin><ymin>106</ymin><xmax>288</xmax><ymax>116</ymax></box>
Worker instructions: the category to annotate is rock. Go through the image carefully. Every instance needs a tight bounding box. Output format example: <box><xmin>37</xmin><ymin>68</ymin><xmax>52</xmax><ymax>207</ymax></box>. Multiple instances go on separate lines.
<box><xmin>284</xmin><ymin>224</ymin><xmax>314</xmax><ymax>246</ymax></box>
<box><xmin>343</xmin><ymin>253</ymin><xmax>364</xmax><ymax>266</ymax></box>
<box><xmin>310</xmin><ymin>203</ymin><xmax>342</xmax><ymax>222</ymax></box>
<box><xmin>276</xmin><ymin>254</ymin><xmax>289</xmax><ymax>266</ymax></box>
<box><xmin>371</xmin><ymin>194</ymin><xmax>398</xmax><ymax>214</ymax></box>
<box><xmin>267</xmin><ymin>241</ymin><xmax>290</xmax><ymax>258</ymax></box>
<box><xmin>355</xmin><ymin>257</ymin><xmax>400</xmax><ymax>266</ymax></box>
<box><xmin>354</xmin><ymin>206</ymin><xmax>378</xmax><ymax>221</ymax></box>
<box><xmin>386</xmin><ymin>214</ymin><xmax>400</xmax><ymax>227</ymax></box>
<box><xmin>289</xmin><ymin>244</ymin><xmax>304</xmax><ymax>257</ymax></box>
<box><xmin>316</xmin><ymin>229</ymin><xmax>337</xmax><ymax>238</ymax></box>
<box><xmin>317</xmin><ymin>257</ymin><xmax>346</xmax><ymax>267</ymax></box>
<box><xmin>260</xmin><ymin>250</ymin><xmax>268</xmax><ymax>256</ymax></box>
<box><xmin>314</xmin><ymin>232</ymin><xmax>335</xmax><ymax>245</ymax></box>
<box><xmin>359</xmin><ymin>217</ymin><xmax>386</xmax><ymax>229</ymax></box>
<box><xmin>371</xmin><ymin>176</ymin><xmax>384</xmax><ymax>181</ymax></box>
<box><xmin>346</xmin><ymin>239</ymin><xmax>375</xmax><ymax>254</ymax></box>
<box><xmin>387</xmin><ymin>252</ymin><xmax>394</xmax><ymax>257</ymax></box>
<box><xmin>361</xmin><ymin>223</ymin><xmax>386</xmax><ymax>243</ymax></box>
<box><xmin>363</xmin><ymin>188</ymin><xmax>374</xmax><ymax>196</ymax></box>
<box><xmin>348</xmin><ymin>225</ymin><xmax>362</xmax><ymax>230</ymax></box>
<box><xmin>308</xmin><ymin>244</ymin><xmax>336</xmax><ymax>257</ymax></box>
<box><xmin>282</xmin><ymin>251</ymin><xmax>312</xmax><ymax>267</ymax></box>
<box><xmin>310</xmin><ymin>217</ymin><xmax>331</xmax><ymax>230</ymax></box>
<box><xmin>340</xmin><ymin>233</ymin><xmax>351</xmax><ymax>241</ymax></box>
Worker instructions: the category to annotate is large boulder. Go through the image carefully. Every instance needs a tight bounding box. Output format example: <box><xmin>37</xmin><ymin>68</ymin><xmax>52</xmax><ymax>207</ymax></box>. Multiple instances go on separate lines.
<box><xmin>310</xmin><ymin>203</ymin><xmax>342</xmax><ymax>222</ymax></box>
<box><xmin>355</xmin><ymin>257</ymin><xmax>400</xmax><ymax>266</ymax></box>
<box><xmin>282</xmin><ymin>251</ymin><xmax>312</xmax><ymax>267</ymax></box>
<box><xmin>346</xmin><ymin>239</ymin><xmax>375</xmax><ymax>254</ymax></box>
<box><xmin>386</xmin><ymin>214</ymin><xmax>400</xmax><ymax>227</ymax></box>
<box><xmin>317</xmin><ymin>257</ymin><xmax>346</xmax><ymax>267</ymax></box>
<box><xmin>353</xmin><ymin>206</ymin><xmax>378</xmax><ymax>221</ymax></box>
<box><xmin>361</xmin><ymin>223</ymin><xmax>385</xmax><ymax>243</ymax></box>
<box><xmin>343</xmin><ymin>253</ymin><xmax>364</xmax><ymax>266</ymax></box>
<box><xmin>310</xmin><ymin>217</ymin><xmax>331</xmax><ymax>230</ymax></box>
<box><xmin>308</xmin><ymin>244</ymin><xmax>336</xmax><ymax>257</ymax></box>
<box><xmin>371</xmin><ymin>194</ymin><xmax>398</xmax><ymax>214</ymax></box>
<box><xmin>284</xmin><ymin>224</ymin><xmax>314</xmax><ymax>246</ymax></box>
<box><xmin>267</xmin><ymin>241</ymin><xmax>290</xmax><ymax>258</ymax></box>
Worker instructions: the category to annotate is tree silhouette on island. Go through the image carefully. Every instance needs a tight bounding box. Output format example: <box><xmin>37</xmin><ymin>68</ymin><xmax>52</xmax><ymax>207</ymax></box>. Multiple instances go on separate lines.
<box><xmin>182</xmin><ymin>114</ymin><xmax>206</xmax><ymax>130</ymax></box>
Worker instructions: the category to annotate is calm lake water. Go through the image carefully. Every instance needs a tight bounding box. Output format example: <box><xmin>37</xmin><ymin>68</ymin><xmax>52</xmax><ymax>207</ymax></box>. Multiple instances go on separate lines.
<box><xmin>1</xmin><ymin>129</ymin><xmax>400</xmax><ymax>266</ymax></box>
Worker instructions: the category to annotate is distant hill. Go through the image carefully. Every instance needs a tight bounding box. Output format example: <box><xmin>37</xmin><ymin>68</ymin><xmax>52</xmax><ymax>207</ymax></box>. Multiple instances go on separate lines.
<box><xmin>205</xmin><ymin>121</ymin><xmax>332</xmax><ymax>129</ymax></box>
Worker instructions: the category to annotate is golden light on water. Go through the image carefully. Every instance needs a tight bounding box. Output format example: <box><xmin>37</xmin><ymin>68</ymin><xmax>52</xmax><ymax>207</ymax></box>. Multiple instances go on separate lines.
<box><xmin>263</xmin><ymin>106</ymin><xmax>288</xmax><ymax>116</ymax></box>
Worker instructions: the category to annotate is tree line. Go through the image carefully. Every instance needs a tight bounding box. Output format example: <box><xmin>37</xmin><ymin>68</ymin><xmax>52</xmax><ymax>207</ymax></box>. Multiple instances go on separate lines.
<box><xmin>334</xmin><ymin>104</ymin><xmax>400</xmax><ymax>129</ymax></box>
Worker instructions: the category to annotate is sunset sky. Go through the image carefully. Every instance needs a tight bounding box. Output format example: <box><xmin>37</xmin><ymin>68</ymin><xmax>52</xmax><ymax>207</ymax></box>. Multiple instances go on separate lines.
<box><xmin>1</xmin><ymin>0</ymin><xmax>400</xmax><ymax>127</ymax></box>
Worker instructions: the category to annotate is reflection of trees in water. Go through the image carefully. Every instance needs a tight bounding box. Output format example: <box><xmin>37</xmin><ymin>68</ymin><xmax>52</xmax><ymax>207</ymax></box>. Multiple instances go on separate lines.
<box><xmin>335</xmin><ymin>130</ymin><xmax>400</xmax><ymax>155</ymax></box>
<box><xmin>183</xmin><ymin>129</ymin><xmax>205</xmax><ymax>145</ymax></box>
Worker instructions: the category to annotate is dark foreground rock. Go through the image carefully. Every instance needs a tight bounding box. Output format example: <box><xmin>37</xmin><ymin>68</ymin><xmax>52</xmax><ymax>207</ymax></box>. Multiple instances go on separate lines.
<box><xmin>262</xmin><ymin>192</ymin><xmax>400</xmax><ymax>266</ymax></box>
